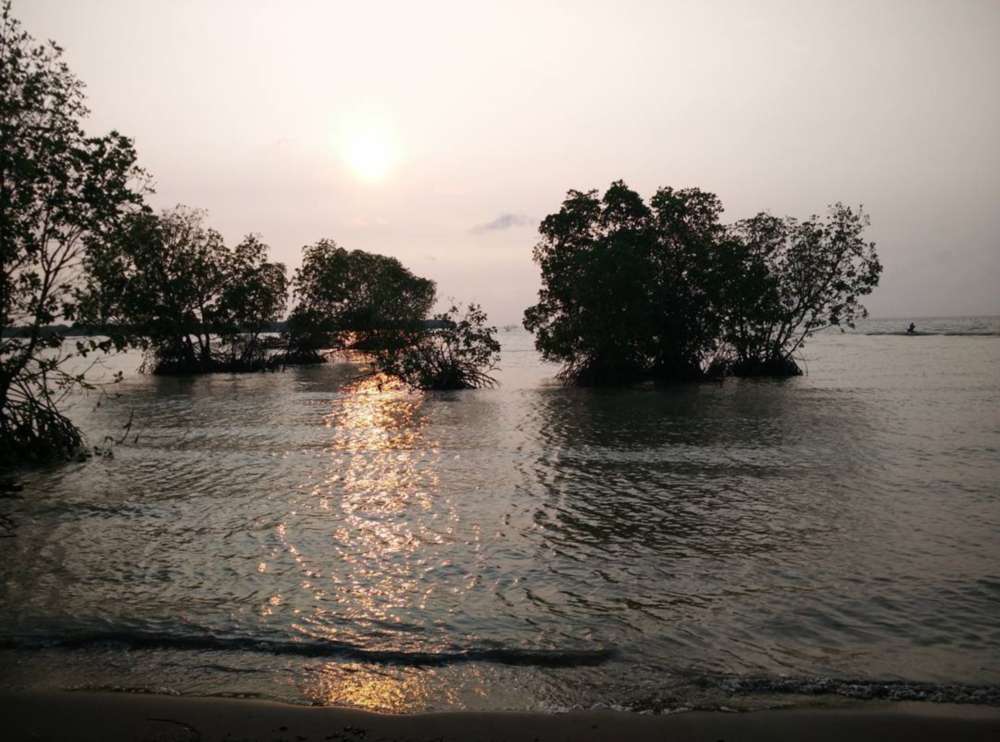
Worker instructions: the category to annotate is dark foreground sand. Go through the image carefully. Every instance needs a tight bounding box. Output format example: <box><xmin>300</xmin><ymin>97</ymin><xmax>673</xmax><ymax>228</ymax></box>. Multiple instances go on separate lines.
<box><xmin>2</xmin><ymin>691</ymin><xmax>999</xmax><ymax>742</ymax></box>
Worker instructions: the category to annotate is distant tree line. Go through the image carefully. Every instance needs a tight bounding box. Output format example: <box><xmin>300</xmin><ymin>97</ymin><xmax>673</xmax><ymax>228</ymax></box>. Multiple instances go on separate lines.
<box><xmin>524</xmin><ymin>181</ymin><xmax>881</xmax><ymax>384</ymax></box>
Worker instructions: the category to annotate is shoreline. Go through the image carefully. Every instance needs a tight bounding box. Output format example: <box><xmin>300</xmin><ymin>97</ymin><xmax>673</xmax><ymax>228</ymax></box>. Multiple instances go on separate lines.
<box><xmin>2</xmin><ymin>691</ymin><xmax>999</xmax><ymax>742</ymax></box>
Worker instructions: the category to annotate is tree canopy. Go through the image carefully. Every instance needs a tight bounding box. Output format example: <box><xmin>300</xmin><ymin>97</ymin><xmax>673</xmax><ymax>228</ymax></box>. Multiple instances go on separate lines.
<box><xmin>284</xmin><ymin>240</ymin><xmax>436</xmax><ymax>361</ymax></box>
<box><xmin>215</xmin><ymin>234</ymin><xmax>289</xmax><ymax>369</ymax></box>
<box><xmin>718</xmin><ymin>205</ymin><xmax>881</xmax><ymax>375</ymax></box>
<box><xmin>0</xmin><ymin>0</ymin><xmax>145</xmax><ymax>462</ymax></box>
<box><xmin>80</xmin><ymin>206</ymin><xmax>288</xmax><ymax>373</ymax></box>
<box><xmin>282</xmin><ymin>242</ymin><xmax>501</xmax><ymax>389</ymax></box>
<box><xmin>523</xmin><ymin>181</ymin><xmax>725</xmax><ymax>384</ymax></box>
<box><xmin>524</xmin><ymin>181</ymin><xmax>881</xmax><ymax>384</ymax></box>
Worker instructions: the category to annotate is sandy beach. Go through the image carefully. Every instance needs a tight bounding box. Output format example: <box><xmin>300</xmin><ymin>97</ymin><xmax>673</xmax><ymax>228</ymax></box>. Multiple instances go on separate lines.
<box><xmin>1</xmin><ymin>692</ymin><xmax>998</xmax><ymax>742</ymax></box>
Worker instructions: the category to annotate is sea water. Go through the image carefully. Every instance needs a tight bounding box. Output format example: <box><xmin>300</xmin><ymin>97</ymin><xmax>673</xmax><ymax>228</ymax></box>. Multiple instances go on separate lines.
<box><xmin>1</xmin><ymin>317</ymin><xmax>998</xmax><ymax>712</ymax></box>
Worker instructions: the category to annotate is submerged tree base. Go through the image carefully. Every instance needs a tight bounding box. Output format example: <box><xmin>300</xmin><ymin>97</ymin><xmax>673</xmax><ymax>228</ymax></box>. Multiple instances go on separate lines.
<box><xmin>274</xmin><ymin>349</ymin><xmax>328</xmax><ymax>366</ymax></box>
<box><xmin>558</xmin><ymin>356</ymin><xmax>711</xmax><ymax>386</ymax></box>
<box><xmin>563</xmin><ymin>366</ymin><xmax>650</xmax><ymax>387</ymax></box>
<box><xmin>144</xmin><ymin>351</ymin><xmax>288</xmax><ymax>375</ymax></box>
<box><xmin>559</xmin><ymin>355</ymin><xmax>805</xmax><ymax>386</ymax></box>
<box><xmin>727</xmin><ymin>355</ymin><xmax>803</xmax><ymax>378</ymax></box>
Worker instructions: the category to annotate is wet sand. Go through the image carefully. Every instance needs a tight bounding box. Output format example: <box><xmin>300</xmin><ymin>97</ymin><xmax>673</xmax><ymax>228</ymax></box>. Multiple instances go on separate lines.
<box><xmin>2</xmin><ymin>691</ymin><xmax>999</xmax><ymax>741</ymax></box>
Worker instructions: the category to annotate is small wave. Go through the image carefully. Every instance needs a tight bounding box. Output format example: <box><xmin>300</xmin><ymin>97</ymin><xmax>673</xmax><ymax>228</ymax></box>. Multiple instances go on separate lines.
<box><xmin>704</xmin><ymin>674</ymin><xmax>1000</xmax><ymax>706</ymax></box>
<box><xmin>0</xmin><ymin>631</ymin><xmax>615</xmax><ymax>668</ymax></box>
<box><xmin>863</xmin><ymin>331</ymin><xmax>1000</xmax><ymax>336</ymax></box>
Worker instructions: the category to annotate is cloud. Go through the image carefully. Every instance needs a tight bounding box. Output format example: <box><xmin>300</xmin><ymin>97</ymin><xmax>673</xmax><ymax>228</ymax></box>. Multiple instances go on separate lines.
<box><xmin>471</xmin><ymin>212</ymin><xmax>532</xmax><ymax>234</ymax></box>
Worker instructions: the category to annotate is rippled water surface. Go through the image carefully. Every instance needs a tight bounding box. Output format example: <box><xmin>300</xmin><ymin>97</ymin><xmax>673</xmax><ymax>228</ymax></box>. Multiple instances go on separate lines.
<box><xmin>2</xmin><ymin>318</ymin><xmax>999</xmax><ymax>711</ymax></box>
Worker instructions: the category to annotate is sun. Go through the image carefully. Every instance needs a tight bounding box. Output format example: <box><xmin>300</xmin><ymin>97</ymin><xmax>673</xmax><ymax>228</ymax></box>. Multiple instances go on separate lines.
<box><xmin>339</xmin><ymin>118</ymin><xmax>398</xmax><ymax>183</ymax></box>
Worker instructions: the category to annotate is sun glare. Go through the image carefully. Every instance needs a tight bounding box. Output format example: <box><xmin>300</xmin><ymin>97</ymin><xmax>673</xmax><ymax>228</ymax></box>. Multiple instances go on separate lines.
<box><xmin>339</xmin><ymin>117</ymin><xmax>398</xmax><ymax>183</ymax></box>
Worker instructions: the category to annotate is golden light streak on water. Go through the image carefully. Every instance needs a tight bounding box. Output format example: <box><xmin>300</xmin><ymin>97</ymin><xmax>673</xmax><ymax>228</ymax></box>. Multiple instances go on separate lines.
<box><xmin>302</xmin><ymin>662</ymin><xmax>457</xmax><ymax>711</ymax></box>
<box><xmin>279</xmin><ymin>373</ymin><xmax>457</xmax><ymax>670</ymax></box>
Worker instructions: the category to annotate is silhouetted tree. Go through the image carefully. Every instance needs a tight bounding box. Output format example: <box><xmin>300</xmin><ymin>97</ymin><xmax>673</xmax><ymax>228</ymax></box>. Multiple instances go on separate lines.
<box><xmin>81</xmin><ymin>207</ymin><xmax>287</xmax><ymax>373</ymax></box>
<box><xmin>647</xmin><ymin>186</ymin><xmax>727</xmax><ymax>379</ymax></box>
<box><xmin>83</xmin><ymin>206</ymin><xmax>225</xmax><ymax>372</ymax></box>
<box><xmin>524</xmin><ymin>182</ymin><xmax>881</xmax><ymax>383</ymax></box>
<box><xmin>523</xmin><ymin>181</ymin><xmax>724</xmax><ymax>384</ymax></box>
<box><xmin>0</xmin><ymin>0</ymin><xmax>145</xmax><ymax>463</ymax></box>
<box><xmin>284</xmin><ymin>240</ymin><xmax>435</xmax><ymax>362</ymax></box>
<box><xmin>718</xmin><ymin>204</ymin><xmax>881</xmax><ymax>375</ymax></box>
<box><xmin>523</xmin><ymin>184</ymin><xmax>653</xmax><ymax>384</ymax></box>
<box><xmin>371</xmin><ymin>303</ymin><xmax>500</xmax><ymax>389</ymax></box>
<box><xmin>216</xmin><ymin>235</ymin><xmax>288</xmax><ymax>370</ymax></box>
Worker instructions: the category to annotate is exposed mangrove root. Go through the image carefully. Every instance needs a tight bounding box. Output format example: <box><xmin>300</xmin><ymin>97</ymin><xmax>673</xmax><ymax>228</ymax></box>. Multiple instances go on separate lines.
<box><xmin>0</xmin><ymin>396</ymin><xmax>85</xmax><ymax>467</ymax></box>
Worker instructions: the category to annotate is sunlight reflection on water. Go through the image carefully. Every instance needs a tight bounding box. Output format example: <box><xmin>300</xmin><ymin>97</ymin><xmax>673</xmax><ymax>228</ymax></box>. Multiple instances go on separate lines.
<box><xmin>303</xmin><ymin>662</ymin><xmax>453</xmax><ymax>711</ymax></box>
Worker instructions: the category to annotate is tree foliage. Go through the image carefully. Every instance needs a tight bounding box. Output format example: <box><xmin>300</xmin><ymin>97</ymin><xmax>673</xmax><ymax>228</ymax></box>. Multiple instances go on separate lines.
<box><xmin>81</xmin><ymin>206</ymin><xmax>287</xmax><ymax>373</ymax></box>
<box><xmin>283</xmin><ymin>242</ymin><xmax>499</xmax><ymax>389</ymax></box>
<box><xmin>284</xmin><ymin>240</ymin><xmax>435</xmax><ymax>362</ymax></box>
<box><xmin>0</xmin><ymin>0</ymin><xmax>145</xmax><ymax>463</ymax></box>
<box><xmin>524</xmin><ymin>181</ymin><xmax>881</xmax><ymax>384</ymax></box>
<box><xmin>523</xmin><ymin>181</ymin><xmax>724</xmax><ymax>384</ymax></box>
<box><xmin>371</xmin><ymin>303</ymin><xmax>500</xmax><ymax>390</ymax></box>
<box><xmin>214</xmin><ymin>234</ymin><xmax>288</xmax><ymax>369</ymax></box>
<box><xmin>718</xmin><ymin>204</ymin><xmax>882</xmax><ymax>375</ymax></box>
<box><xmin>647</xmin><ymin>186</ymin><xmax>727</xmax><ymax>379</ymax></box>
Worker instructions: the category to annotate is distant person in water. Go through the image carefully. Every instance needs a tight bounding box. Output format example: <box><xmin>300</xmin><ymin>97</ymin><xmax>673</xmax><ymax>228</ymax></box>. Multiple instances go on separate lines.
<box><xmin>907</xmin><ymin>322</ymin><xmax>916</xmax><ymax>334</ymax></box>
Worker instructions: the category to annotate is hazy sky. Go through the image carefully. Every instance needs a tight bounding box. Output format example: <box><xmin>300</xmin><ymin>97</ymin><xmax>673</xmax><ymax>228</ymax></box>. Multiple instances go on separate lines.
<box><xmin>19</xmin><ymin>0</ymin><xmax>1000</xmax><ymax>323</ymax></box>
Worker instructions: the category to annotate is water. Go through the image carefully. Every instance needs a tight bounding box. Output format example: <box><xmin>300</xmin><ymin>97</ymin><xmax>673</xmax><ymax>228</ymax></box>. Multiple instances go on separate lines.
<box><xmin>1</xmin><ymin>317</ymin><xmax>999</xmax><ymax>712</ymax></box>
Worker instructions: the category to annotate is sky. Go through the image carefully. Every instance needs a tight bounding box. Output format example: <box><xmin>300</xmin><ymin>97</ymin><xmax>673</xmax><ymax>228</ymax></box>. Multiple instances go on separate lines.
<box><xmin>18</xmin><ymin>0</ymin><xmax>1000</xmax><ymax>323</ymax></box>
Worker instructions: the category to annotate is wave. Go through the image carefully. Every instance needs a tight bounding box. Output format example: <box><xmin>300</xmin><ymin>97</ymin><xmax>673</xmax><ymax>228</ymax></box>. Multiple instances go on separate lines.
<box><xmin>535</xmin><ymin>675</ymin><xmax>1000</xmax><ymax>715</ymax></box>
<box><xmin>0</xmin><ymin>631</ymin><xmax>616</xmax><ymax>668</ymax></box>
<box><xmin>863</xmin><ymin>330</ymin><xmax>1000</xmax><ymax>336</ymax></box>
<box><xmin>702</xmin><ymin>674</ymin><xmax>1000</xmax><ymax>706</ymax></box>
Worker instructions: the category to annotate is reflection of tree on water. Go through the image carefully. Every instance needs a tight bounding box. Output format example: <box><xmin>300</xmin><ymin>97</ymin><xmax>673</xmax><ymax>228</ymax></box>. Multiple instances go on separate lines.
<box><xmin>520</xmin><ymin>382</ymin><xmax>878</xmax><ymax>560</ymax></box>
<box><xmin>504</xmin><ymin>381</ymin><xmax>889</xmax><ymax>678</ymax></box>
